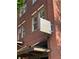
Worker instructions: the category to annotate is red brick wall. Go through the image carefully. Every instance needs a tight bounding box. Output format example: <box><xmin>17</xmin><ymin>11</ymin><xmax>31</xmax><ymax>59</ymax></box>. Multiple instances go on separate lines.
<box><xmin>47</xmin><ymin>0</ymin><xmax>61</xmax><ymax>59</ymax></box>
<box><xmin>17</xmin><ymin>0</ymin><xmax>61</xmax><ymax>59</ymax></box>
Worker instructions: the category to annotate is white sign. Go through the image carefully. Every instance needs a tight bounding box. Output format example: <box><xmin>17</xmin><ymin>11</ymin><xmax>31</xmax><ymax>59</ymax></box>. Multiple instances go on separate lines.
<box><xmin>40</xmin><ymin>18</ymin><xmax>51</xmax><ymax>34</ymax></box>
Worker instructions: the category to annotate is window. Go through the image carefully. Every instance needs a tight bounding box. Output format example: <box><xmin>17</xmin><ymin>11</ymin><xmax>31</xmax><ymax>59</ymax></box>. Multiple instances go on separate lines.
<box><xmin>19</xmin><ymin>8</ymin><xmax>22</xmax><ymax>17</ymax></box>
<box><xmin>32</xmin><ymin>0</ymin><xmax>37</xmax><ymax>4</ymax></box>
<box><xmin>18</xmin><ymin>26</ymin><xmax>25</xmax><ymax>40</ymax></box>
<box><xmin>18</xmin><ymin>27</ymin><xmax>22</xmax><ymax>40</ymax></box>
<box><xmin>19</xmin><ymin>0</ymin><xmax>27</xmax><ymax>17</ymax></box>
<box><xmin>32</xmin><ymin>15</ymin><xmax>38</xmax><ymax>31</ymax></box>
<box><xmin>32</xmin><ymin>8</ymin><xmax>45</xmax><ymax>31</ymax></box>
<box><xmin>32</xmin><ymin>8</ymin><xmax>45</xmax><ymax>32</ymax></box>
<box><xmin>39</xmin><ymin>8</ymin><xmax>45</xmax><ymax>19</ymax></box>
<box><xmin>35</xmin><ymin>41</ymin><xmax>48</xmax><ymax>48</ymax></box>
<box><xmin>21</xmin><ymin>26</ymin><xmax>25</xmax><ymax>38</ymax></box>
<box><xmin>23</xmin><ymin>3</ymin><xmax>27</xmax><ymax>14</ymax></box>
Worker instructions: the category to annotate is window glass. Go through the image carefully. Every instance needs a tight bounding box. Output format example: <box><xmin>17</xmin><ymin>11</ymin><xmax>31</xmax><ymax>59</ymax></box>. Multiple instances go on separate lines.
<box><xmin>21</xmin><ymin>26</ymin><xmax>25</xmax><ymax>38</ymax></box>
<box><xmin>32</xmin><ymin>15</ymin><xmax>38</xmax><ymax>31</ymax></box>
<box><xmin>19</xmin><ymin>0</ymin><xmax>27</xmax><ymax>17</ymax></box>
<box><xmin>23</xmin><ymin>3</ymin><xmax>27</xmax><ymax>14</ymax></box>
<box><xmin>39</xmin><ymin>8</ymin><xmax>45</xmax><ymax>19</ymax></box>
<box><xmin>18</xmin><ymin>27</ymin><xmax>21</xmax><ymax>40</ymax></box>
<box><xmin>18</xmin><ymin>26</ymin><xmax>25</xmax><ymax>40</ymax></box>
<box><xmin>32</xmin><ymin>0</ymin><xmax>37</xmax><ymax>4</ymax></box>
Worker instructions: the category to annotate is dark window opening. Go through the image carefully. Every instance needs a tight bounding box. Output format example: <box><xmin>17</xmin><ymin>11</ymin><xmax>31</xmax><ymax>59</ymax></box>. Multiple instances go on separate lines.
<box><xmin>35</xmin><ymin>41</ymin><xmax>48</xmax><ymax>49</ymax></box>
<box><xmin>40</xmin><ymin>57</ymin><xmax>48</xmax><ymax>59</ymax></box>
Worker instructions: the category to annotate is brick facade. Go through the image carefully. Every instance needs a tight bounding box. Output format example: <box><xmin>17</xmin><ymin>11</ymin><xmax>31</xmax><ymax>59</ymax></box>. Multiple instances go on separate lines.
<box><xmin>17</xmin><ymin>0</ymin><xmax>61</xmax><ymax>59</ymax></box>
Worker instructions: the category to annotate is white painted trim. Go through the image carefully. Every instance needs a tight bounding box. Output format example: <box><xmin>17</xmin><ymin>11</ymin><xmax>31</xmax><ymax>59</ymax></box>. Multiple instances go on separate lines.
<box><xmin>34</xmin><ymin>47</ymin><xmax>50</xmax><ymax>52</ymax></box>
<box><xmin>31</xmin><ymin>10</ymin><xmax>37</xmax><ymax>16</ymax></box>
<box><xmin>17</xmin><ymin>41</ymin><xmax>23</xmax><ymax>44</ymax></box>
<box><xmin>17</xmin><ymin>46</ymin><xmax>27</xmax><ymax>52</ymax></box>
<box><xmin>18</xmin><ymin>20</ymin><xmax>26</xmax><ymax>27</ymax></box>
<box><xmin>31</xmin><ymin>4</ymin><xmax>44</xmax><ymax>16</ymax></box>
<box><xmin>37</xmin><ymin>4</ymin><xmax>44</xmax><ymax>11</ymax></box>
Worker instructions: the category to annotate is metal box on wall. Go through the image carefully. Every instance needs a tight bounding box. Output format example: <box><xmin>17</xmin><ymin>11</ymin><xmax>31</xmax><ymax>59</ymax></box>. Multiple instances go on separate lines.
<box><xmin>39</xmin><ymin>18</ymin><xmax>52</xmax><ymax>34</ymax></box>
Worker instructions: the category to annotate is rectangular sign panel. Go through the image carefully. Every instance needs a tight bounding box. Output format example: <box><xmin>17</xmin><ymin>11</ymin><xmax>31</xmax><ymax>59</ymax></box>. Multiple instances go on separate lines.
<box><xmin>40</xmin><ymin>18</ymin><xmax>51</xmax><ymax>34</ymax></box>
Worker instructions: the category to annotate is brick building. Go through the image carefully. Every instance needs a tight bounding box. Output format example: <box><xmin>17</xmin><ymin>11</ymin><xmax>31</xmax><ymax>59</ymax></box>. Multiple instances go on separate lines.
<box><xmin>17</xmin><ymin>0</ymin><xmax>61</xmax><ymax>59</ymax></box>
